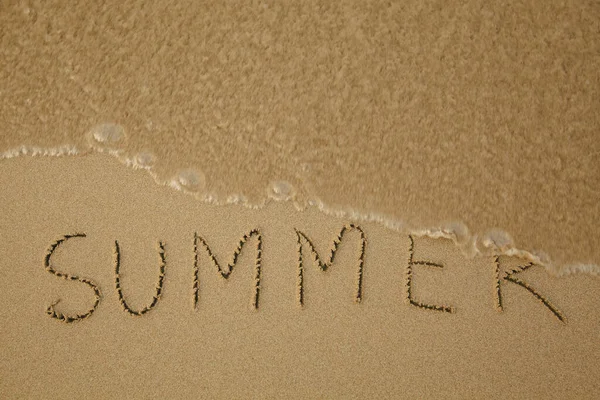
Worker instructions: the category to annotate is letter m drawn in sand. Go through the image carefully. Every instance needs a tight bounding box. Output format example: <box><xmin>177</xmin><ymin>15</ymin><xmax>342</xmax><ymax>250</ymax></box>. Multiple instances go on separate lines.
<box><xmin>193</xmin><ymin>229</ymin><xmax>263</xmax><ymax>310</ymax></box>
<box><xmin>295</xmin><ymin>224</ymin><xmax>366</xmax><ymax>306</ymax></box>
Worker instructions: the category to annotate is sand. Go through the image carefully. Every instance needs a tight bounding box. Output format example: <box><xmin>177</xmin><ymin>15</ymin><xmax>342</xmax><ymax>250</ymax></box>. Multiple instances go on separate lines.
<box><xmin>1</xmin><ymin>0</ymin><xmax>599</xmax><ymax>269</ymax></box>
<box><xmin>1</xmin><ymin>154</ymin><xmax>599</xmax><ymax>399</ymax></box>
<box><xmin>1</xmin><ymin>1</ymin><xmax>599</xmax><ymax>398</ymax></box>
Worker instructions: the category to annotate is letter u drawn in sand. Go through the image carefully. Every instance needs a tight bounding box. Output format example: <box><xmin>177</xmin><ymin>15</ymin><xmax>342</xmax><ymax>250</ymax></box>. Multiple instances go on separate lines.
<box><xmin>114</xmin><ymin>240</ymin><xmax>167</xmax><ymax>316</ymax></box>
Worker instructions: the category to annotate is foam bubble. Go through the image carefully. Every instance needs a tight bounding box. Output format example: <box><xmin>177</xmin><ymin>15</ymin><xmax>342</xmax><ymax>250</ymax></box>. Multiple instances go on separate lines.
<box><xmin>481</xmin><ymin>229</ymin><xmax>514</xmax><ymax>251</ymax></box>
<box><xmin>204</xmin><ymin>192</ymin><xmax>219</xmax><ymax>203</ymax></box>
<box><xmin>267</xmin><ymin>180</ymin><xmax>295</xmax><ymax>201</ymax></box>
<box><xmin>0</xmin><ymin>145</ymin><xmax>79</xmax><ymax>160</ymax></box>
<box><xmin>89</xmin><ymin>123</ymin><xmax>125</xmax><ymax>145</ymax></box>
<box><xmin>135</xmin><ymin>152</ymin><xmax>155</xmax><ymax>167</ymax></box>
<box><xmin>531</xmin><ymin>250</ymin><xmax>552</xmax><ymax>265</ymax></box>
<box><xmin>440</xmin><ymin>221</ymin><xmax>470</xmax><ymax>244</ymax></box>
<box><xmin>177</xmin><ymin>169</ymin><xmax>206</xmax><ymax>192</ymax></box>
<box><xmin>226</xmin><ymin>193</ymin><xmax>248</xmax><ymax>204</ymax></box>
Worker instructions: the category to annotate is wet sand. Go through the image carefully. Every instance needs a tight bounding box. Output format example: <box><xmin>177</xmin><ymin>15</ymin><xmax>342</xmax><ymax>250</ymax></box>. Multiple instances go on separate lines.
<box><xmin>1</xmin><ymin>0</ymin><xmax>599</xmax><ymax>269</ymax></box>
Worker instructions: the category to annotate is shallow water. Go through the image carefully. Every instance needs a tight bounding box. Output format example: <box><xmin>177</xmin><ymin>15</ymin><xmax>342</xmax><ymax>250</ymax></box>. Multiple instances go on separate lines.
<box><xmin>1</xmin><ymin>0</ymin><xmax>599</xmax><ymax>274</ymax></box>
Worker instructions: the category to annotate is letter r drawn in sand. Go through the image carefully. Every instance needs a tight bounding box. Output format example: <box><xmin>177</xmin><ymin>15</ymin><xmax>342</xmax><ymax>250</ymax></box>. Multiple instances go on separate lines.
<box><xmin>494</xmin><ymin>256</ymin><xmax>566</xmax><ymax>324</ymax></box>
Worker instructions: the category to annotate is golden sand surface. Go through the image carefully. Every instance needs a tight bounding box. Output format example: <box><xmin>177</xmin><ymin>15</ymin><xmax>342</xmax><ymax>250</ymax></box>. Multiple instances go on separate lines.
<box><xmin>1</xmin><ymin>0</ymin><xmax>599</xmax><ymax>269</ymax></box>
<box><xmin>0</xmin><ymin>154</ymin><xmax>599</xmax><ymax>399</ymax></box>
<box><xmin>1</xmin><ymin>1</ymin><xmax>600</xmax><ymax>398</ymax></box>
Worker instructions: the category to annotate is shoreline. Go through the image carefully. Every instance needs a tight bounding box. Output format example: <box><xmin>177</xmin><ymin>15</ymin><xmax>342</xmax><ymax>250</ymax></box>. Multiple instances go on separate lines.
<box><xmin>3</xmin><ymin>148</ymin><xmax>599</xmax><ymax>278</ymax></box>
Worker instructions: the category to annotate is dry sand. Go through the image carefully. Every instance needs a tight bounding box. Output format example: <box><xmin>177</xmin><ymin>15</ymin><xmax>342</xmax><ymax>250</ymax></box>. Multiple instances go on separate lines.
<box><xmin>1</xmin><ymin>1</ymin><xmax>600</xmax><ymax>398</ymax></box>
<box><xmin>1</xmin><ymin>154</ymin><xmax>599</xmax><ymax>399</ymax></box>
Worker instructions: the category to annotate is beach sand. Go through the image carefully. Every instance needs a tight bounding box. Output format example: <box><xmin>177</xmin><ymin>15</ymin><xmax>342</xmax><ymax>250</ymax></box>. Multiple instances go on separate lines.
<box><xmin>1</xmin><ymin>0</ymin><xmax>599</xmax><ymax>268</ymax></box>
<box><xmin>1</xmin><ymin>1</ymin><xmax>599</xmax><ymax>398</ymax></box>
<box><xmin>0</xmin><ymin>154</ymin><xmax>599</xmax><ymax>399</ymax></box>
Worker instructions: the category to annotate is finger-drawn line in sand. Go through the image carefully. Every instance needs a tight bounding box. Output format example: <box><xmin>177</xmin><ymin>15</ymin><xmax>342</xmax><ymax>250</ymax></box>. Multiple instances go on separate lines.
<box><xmin>295</xmin><ymin>224</ymin><xmax>366</xmax><ymax>306</ymax></box>
<box><xmin>41</xmin><ymin>230</ymin><xmax>571</xmax><ymax>325</ymax></box>
<box><xmin>494</xmin><ymin>255</ymin><xmax>503</xmax><ymax>311</ymax></box>
<box><xmin>494</xmin><ymin>256</ymin><xmax>566</xmax><ymax>323</ymax></box>
<box><xmin>406</xmin><ymin>235</ymin><xmax>455</xmax><ymax>313</ymax></box>
<box><xmin>193</xmin><ymin>229</ymin><xmax>262</xmax><ymax>309</ymax></box>
<box><xmin>114</xmin><ymin>240</ymin><xmax>167</xmax><ymax>316</ymax></box>
<box><xmin>44</xmin><ymin>233</ymin><xmax>101</xmax><ymax>323</ymax></box>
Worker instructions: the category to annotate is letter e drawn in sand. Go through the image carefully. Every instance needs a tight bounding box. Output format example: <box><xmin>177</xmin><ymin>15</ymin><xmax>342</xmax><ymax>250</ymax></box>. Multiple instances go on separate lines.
<box><xmin>193</xmin><ymin>229</ymin><xmax>263</xmax><ymax>310</ymax></box>
<box><xmin>494</xmin><ymin>256</ymin><xmax>566</xmax><ymax>324</ymax></box>
<box><xmin>114</xmin><ymin>240</ymin><xmax>167</xmax><ymax>316</ymax></box>
<box><xmin>44</xmin><ymin>233</ymin><xmax>102</xmax><ymax>323</ymax></box>
<box><xmin>406</xmin><ymin>235</ymin><xmax>455</xmax><ymax>313</ymax></box>
<box><xmin>295</xmin><ymin>224</ymin><xmax>366</xmax><ymax>306</ymax></box>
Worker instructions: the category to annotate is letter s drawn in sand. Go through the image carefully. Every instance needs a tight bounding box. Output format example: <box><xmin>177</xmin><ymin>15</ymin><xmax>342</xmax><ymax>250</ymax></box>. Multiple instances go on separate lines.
<box><xmin>44</xmin><ymin>233</ymin><xmax>102</xmax><ymax>323</ymax></box>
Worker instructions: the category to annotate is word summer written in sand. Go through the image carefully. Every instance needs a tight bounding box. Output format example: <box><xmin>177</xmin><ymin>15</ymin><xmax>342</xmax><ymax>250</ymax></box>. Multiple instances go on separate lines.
<box><xmin>43</xmin><ymin>224</ymin><xmax>566</xmax><ymax>325</ymax></box>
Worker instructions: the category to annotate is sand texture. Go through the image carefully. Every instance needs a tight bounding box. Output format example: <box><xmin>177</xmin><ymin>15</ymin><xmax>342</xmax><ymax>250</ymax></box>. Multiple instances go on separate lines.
<box><xmin>1</xmin><ymin>0</ymin><xmax>599</xmax><ymax>269</ymax></box>
<box><xmin>0</xmin><ymin>154</ymin><xmax>599</xmax><ymax>399</ymax></box>
<box><xmin>1</xmin><ymin>1</ymin><xmax>600</xmax><ymax>398</ymax></box>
